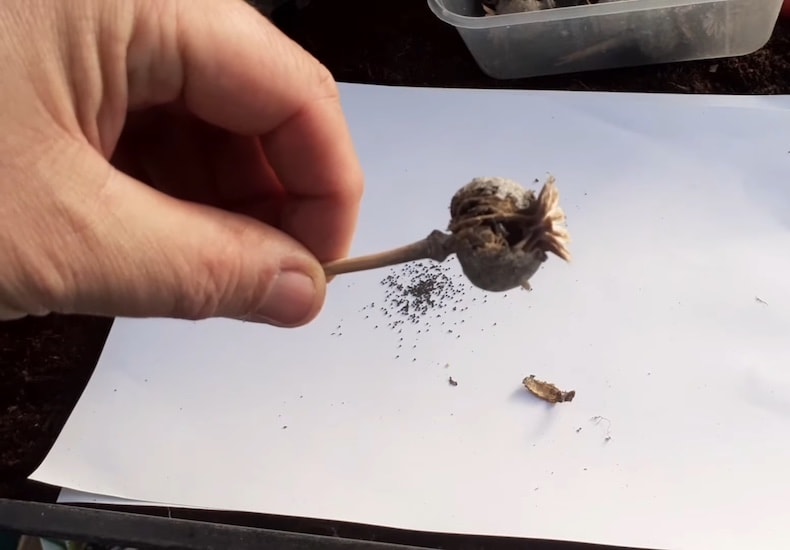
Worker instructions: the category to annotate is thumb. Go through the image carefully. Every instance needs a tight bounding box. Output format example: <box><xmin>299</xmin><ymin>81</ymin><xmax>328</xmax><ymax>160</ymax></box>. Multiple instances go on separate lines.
<box><xmin>45</xmin><ymin>152</ymin><xmax>326</xmax><ymax>326</ymax></box>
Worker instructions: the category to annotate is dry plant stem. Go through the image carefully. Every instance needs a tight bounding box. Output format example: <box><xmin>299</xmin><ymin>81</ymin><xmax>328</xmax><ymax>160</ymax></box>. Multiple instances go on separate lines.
<box><xmin>322</xmin><ymin>230</ymin><xmax>456</xmax><ymax>277</ymax></box>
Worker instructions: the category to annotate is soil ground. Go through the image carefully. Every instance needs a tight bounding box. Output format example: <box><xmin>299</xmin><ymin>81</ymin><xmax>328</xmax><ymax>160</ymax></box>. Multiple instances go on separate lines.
<box><xmin>2</xmin><ymin>0</ymin><xmax>790</xmax><ymax>545</ymax></box>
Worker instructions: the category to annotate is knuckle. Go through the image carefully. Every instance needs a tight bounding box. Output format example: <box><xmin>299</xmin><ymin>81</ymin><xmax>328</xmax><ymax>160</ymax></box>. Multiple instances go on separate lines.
<box><xmin>11</xmin><ymin>247</ymin><xmax>74</xmax><ymax>315</ymax></box>
<box><xmin>345</xmin><ymin>160</ymin><xmax>366</xmax><ymax>202</ymax></box>
<box><xmin>27</xmin><ymin>265</ymin><xmax>72</xmax><ymax>314</ymax></box>
<box><xmin>170</xmin><ymin>252</ymin><xmax>228</xmax><ymax>320</ymax></box>
<box><xmin>314</xmin><ymin>61</ymin><xmax>340</xmax><ymax>99</ymax></box>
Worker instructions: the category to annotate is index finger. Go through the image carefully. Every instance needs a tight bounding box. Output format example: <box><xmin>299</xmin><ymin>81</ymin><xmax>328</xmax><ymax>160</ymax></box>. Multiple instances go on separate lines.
<box><xmin>128</xmin><ymin>0</ymin><xmax>364</xmax><ymax>261</ymax></box>
<box><xmin>259</xmin><ymin>81</ymin><xmax>365</xmax><ymax>263</ymax></box>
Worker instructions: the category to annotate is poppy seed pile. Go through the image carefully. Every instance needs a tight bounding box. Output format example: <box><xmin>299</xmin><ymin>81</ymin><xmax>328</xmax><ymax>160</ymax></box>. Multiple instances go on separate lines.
<box><xmin>381</xmin><ymin>260</ymin><xmax>468</xmax><ymax>329</ymax></box>
<box><xmin>357</xmin><ymin>260</ymin><xmax>470</xmax><ymax>335</ymax></box>
<box><xmin>345</xmin><ymin>259</ymin><xmax>516</xmax><ymax>363</ymax></box>
<box><xmin>331</xmin><ymin>261</ymin><xmax>478</xmax><ymax>341</ymax></box>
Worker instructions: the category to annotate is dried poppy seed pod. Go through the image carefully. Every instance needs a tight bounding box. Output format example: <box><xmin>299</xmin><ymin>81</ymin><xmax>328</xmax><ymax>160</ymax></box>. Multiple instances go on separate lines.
<box><xmin>321</xmin><ymin>176</ymin><xmax>571</xmax><ymax>293</ymax></box>
<box><xmin>447</xmin><ymin>176</ymin><xmax>570</xmax><ymax>292</ymax></box>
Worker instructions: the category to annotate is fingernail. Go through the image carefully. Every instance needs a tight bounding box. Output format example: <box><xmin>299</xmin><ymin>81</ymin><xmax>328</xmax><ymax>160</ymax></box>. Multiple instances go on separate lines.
<box><xmin>254</xmin><ymin>270</ymin><xmax>317</xmax><ymax>326</ymax></box>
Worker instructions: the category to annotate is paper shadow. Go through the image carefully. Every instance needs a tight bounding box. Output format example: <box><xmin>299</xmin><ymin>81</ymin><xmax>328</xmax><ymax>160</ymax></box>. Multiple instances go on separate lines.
<box><xmin>743</xmin><ymin>171</ymin><xmax>790</xmax><ymax>231</ymax></box>
<box><xmin>508</xmin><ymin>386</ymin><xmax>559</xmax><ymax>440</ymax></box>
<box><xmin>740</xmin><ymin>371</ymin><xmax>790</xmax><ymax>419</ymax></box>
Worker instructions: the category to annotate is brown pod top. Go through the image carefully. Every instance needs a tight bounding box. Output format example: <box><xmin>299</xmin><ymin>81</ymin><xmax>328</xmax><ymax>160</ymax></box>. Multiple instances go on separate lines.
<box><xmin>447</xmin><ymin>176</ymin><xmax>571</xmax><ymax>292</ymax></box>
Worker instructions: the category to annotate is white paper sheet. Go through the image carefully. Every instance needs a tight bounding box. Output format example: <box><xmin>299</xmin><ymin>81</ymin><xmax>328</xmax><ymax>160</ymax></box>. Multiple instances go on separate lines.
<box><xmin>30</xmin><ymin>83</ymin><xmax>790</xmax><ymax>550</ymax></box>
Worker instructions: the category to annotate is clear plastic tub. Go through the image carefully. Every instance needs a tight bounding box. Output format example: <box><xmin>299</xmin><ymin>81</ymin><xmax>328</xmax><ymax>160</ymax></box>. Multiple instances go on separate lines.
<box><xmin>426</xmin><ymin>0</ymin><xmax>783</xmax><ymax>79</ymax></box>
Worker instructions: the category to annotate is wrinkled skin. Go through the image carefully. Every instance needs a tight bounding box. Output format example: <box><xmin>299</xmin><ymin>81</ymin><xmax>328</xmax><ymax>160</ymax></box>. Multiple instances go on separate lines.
<box><xmin>0</xmin><ymin>0</ymin><xmax>364</xmax><ymax>327</ymax></box>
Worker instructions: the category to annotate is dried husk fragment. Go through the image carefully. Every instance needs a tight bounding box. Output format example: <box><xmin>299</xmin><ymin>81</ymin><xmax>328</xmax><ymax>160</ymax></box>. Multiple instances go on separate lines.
<box><xmin>523</xmin><ymin>374</ymin><xmax>576</xmax><ymax>403</ymax></box>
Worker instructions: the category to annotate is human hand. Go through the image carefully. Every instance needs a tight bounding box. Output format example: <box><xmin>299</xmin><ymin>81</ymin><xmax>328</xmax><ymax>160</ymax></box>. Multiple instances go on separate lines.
<box><xmin>0</xmin><ymin>0</ymin><xmax>364</xmax><ymax>327</ymax></box>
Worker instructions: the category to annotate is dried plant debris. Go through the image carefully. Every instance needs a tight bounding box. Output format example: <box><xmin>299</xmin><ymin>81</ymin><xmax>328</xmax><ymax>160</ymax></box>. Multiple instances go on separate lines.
<box><xmin>523</xmin><ymin>375</ymin><xmax>576</xmax><ymax>404</ymax></box>
<box><xmin>477</xmin><ymin>1</ymin><xmax>750</xmax><ymax>77</ymax></box>
<box><xmin>482</xmin><ymin>0</ymin><xmax>621</xmax><ymax>15</ymax></box>
<box><xmin>482</xmin><ymin>0</ymin><xmax>555</xmax><ymax>14</ymax></box>
<box><xmin>590</xmin><ymin>415</ymin><xmax>612</xmax><ymax>442</ymax></box>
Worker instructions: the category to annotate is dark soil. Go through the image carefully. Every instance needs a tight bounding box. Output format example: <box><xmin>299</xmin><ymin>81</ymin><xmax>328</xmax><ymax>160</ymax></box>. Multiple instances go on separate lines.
<box><xmin>0</xmin><ymin>315</ymin><xmax>111</xmax><ymax>501</ymax></box>
<box><xmin>2</xmin><ymin>0</ymin><xmax>790</xmax><ymax>545</ymax></box>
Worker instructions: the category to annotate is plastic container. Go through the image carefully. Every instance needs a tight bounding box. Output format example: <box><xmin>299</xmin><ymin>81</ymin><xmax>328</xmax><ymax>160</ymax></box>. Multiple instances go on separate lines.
<box><xmin>426</xmin><ymin>0</ymin><xmax>783</xmax><ymax>79</ymax></box>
